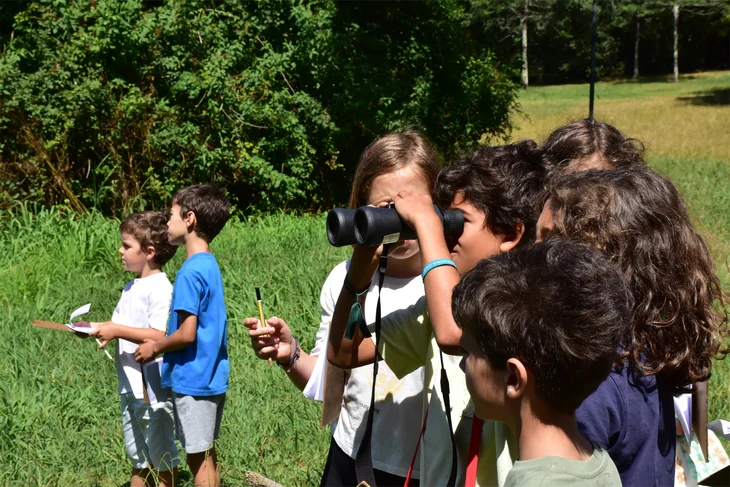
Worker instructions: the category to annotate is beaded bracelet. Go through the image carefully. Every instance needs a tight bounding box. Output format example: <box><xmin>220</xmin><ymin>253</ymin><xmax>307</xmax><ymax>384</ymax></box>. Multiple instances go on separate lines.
<box><xmin>278</xmin><ymin>337</ymin><xmax>301</xmax><ymax>373</ymax></box>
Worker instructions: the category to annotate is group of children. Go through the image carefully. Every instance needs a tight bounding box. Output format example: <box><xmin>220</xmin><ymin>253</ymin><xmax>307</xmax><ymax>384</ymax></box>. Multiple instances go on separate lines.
<box><xmin>89</xmin><ymin>118</ymin><xmax>727</xmax><ymax>487</ymax></box>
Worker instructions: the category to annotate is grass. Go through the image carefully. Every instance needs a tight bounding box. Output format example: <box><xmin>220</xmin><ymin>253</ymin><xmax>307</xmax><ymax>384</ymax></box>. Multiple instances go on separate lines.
<box><xmin>1</xmin><ymin>71</ymin><xmax>729</xmax><ymax>486</ymax></box>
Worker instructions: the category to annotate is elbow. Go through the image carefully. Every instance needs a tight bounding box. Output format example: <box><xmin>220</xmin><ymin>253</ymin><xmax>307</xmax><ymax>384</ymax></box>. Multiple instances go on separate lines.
<box><xmin>181</xmin><ymin>331</ymin><xmax>196</xmax><ymax>345</ymax></box>
<box><xmin>327</xmin><ymin>345</ymin><xmax>349</xmax><ymax>369</ymax></box>
<box><xmin>434</xmin><ymin>328</ymin><xmax>463</xmax><ymax>355</ymax></box>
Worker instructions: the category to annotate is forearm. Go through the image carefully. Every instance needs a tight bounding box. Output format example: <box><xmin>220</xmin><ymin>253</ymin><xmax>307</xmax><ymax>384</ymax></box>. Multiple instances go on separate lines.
<box><xmin>110</xmin><ymin>324</ymin><xmax>165</xmax><ymax>344</ymax></box>
<box><xmin>280</xmin><ymin>351</ymin><xmax>317</xmax><ymax>391</ymax></box>
<box><xmin>327</xmin><ymin>288</ymin><xmax>377</xmax><ymax>368</ymax></box>
<box><xmin>152</xmin><ymin>329</ymin><xmax>194</xmax><ymax>355</ymax></box>
<box><xmin>416</xmin><ymin>218</ymin><xmax>463</xmax><ymax>354</ymax></box>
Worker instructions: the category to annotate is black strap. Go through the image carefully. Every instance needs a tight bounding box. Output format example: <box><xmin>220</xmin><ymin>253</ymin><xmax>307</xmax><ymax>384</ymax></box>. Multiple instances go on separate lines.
<box><xmin>355</xmin><ymin>245</ymin><xmax>389</xmax><ymax>487</ymax></box>
<box><xmin>440</xmin><ymin>350</ymin><xmax>458</xmax><ymax>487</ymax></box>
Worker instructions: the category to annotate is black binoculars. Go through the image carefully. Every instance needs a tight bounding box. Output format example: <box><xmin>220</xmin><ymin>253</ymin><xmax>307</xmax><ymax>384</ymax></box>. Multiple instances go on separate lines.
<box><xmin>327</xmin><ymin>205</ymin><xmax>464</xmax><ymax>247</ymax></box>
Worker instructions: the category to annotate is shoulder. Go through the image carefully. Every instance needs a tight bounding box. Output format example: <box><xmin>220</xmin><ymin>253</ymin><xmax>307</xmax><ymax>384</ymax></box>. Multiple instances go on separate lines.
<box><xmin>321</xmin><ymin>260</ymin><xmax>349</xmax><ymax>296</ymax></box>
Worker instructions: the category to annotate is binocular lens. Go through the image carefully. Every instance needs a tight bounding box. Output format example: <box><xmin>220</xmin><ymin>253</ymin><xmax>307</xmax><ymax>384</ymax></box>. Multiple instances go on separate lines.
<box><xmin>326</xmin><ymin>209</ymin><xmax>357</xmax><ymax>247</ymax></box>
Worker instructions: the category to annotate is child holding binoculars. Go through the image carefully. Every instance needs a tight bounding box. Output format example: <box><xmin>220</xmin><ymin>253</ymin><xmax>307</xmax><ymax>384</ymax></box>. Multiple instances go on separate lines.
<box><xmin>245</xmin><ymin>131</ymin><xmax>441</xmax><ymax>486</ymax></box>
<box><xmin>327</xmin><ymin>140</ymin><xmax>548</xmax><ymax>486</ymax></box>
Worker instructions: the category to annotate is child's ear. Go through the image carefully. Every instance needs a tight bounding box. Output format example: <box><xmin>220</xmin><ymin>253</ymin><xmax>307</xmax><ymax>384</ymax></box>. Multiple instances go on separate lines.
<box><xmin>499</xmin><ymin>223</ymin><xmax>525</xmax><ymax>253</ymax></box>
<box><xmin>184</xmin><ymin>210</ymin><xmax>196</xmax><ymax>231</ymax></box>
<box><xmin>145</xmin><ymin>245</ymin><xmax>156</xmax><ymax>262</ymax></box>
<box><xmin>505</xmin><ymin>358</ymin><xmax>528</xmax><ymax>400</ymax></box>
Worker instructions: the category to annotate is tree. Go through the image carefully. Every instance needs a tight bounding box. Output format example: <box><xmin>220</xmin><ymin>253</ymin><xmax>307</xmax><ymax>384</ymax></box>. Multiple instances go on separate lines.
<box><xmin>0</xmin><ymin>0</ymin><xmax>519</xmax><ymax>215</ymax></box>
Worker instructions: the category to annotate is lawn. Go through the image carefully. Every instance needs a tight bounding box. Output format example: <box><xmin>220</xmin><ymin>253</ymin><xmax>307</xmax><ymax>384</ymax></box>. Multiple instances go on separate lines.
<box><xmin>1</xmin><ymin>71</ymin><xmax>729</xmax><ymax>486</ymax></box>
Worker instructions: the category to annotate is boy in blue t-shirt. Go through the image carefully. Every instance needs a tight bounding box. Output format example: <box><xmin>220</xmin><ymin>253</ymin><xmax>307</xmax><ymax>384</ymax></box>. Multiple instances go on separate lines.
<box><xmin>136</xmin><ymin>184</ymin><xmax>230</xmax><ymax>487</ymax></box>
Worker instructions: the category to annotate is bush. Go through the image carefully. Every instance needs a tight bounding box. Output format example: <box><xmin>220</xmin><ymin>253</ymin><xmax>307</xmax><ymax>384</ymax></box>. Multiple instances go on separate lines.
<box><xmin>0</xmin><ymin>0</ymin><xmax>519</xmax><ymax>216</ymax></box>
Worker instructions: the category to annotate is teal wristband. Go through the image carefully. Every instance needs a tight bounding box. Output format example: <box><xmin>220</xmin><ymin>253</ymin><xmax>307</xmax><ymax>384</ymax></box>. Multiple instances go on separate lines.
<box><xmin>422</xmin><ymin>258</ymin><xmax>457</xmax><ymax>280</ymax></box>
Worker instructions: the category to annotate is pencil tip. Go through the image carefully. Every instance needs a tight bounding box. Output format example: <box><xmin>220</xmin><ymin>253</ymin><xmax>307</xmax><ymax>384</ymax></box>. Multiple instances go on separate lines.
<box><xmin>255</xmin><ymin>287</ymin><xmax>262</xmax><ymax>301</ymax></box>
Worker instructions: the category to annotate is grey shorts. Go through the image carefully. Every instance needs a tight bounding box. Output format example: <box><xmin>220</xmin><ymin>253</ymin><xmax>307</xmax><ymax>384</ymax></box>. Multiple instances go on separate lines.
<box><xmin>172</xmin><ymin>392</ymin><xmax>226</xmax><ymax>454</ymax></box>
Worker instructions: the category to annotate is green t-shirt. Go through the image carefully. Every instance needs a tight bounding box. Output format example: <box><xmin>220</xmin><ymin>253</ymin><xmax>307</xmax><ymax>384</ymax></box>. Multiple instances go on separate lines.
<box><xmin>505</xmin><ymin>443</ymin><xmax>622</xmax><ymax>487</ymax></box>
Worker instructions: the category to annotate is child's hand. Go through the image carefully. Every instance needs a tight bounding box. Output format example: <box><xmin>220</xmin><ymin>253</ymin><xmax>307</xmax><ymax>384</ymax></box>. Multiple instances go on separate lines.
<box><xmin>135</xmin><ymin>339</ymin><xmax>158</xmax><ymax>363</ymax></box>
<box><xmin>394</xmin><ymin>190</ymin><xmax>441</xmax><ymax>232</ymax></box>
<box><xmin>73</xmin><ymin>320</ymin><xmax>92</xmax><ymax>339</ymax></box>
<box><xmin>243</xmin><ymin>317</ymin><xmax>295</xmax><ymax>365</ymax></box>
<box><xmin>90</xmin><ymin>322</ymin><xmax>116</xmax><ymax>348</ymax></box>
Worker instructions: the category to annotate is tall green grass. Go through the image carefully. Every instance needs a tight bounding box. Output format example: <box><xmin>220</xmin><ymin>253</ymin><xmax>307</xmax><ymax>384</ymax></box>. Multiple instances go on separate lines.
<box><xmin>0</xmin><ymin>206</ymin><xmax>348</xmax><ymax>486</ymax></box>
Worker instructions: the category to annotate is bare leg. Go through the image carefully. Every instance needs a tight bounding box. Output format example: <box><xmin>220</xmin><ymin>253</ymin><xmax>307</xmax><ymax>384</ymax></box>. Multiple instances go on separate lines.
<box><xmin>187</xmin><ymin>448</ymin><xmax>220</xmax><ymax>487</ymax></box>
<box><xmin>157</xmin><ymin>465</ymin><xmax>178</xmax><ymax>487</ymax></box>
<box><xmin>131</xmin><ymin>468</ymin><xmax>152</xmax><ymax>487</ymax></box>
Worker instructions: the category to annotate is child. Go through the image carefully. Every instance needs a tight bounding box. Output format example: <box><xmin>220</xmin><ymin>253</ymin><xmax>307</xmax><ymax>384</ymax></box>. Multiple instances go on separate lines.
<box><xmin>89</xmin><ymin>211</ymin><xmax>179</xmax><ymax>487</ymax></box>
<box><xmin>135</xmin><ymin>184</ymin><xmax>231</xmax><ymax>487</ymax></box>
<box><xmin>452</xmin><ymin>238</ymin><xmax>630</xmax><ymax>487</ymax></box>
<box><xmin>540</xmin><ymin>118</ymin><xmax>645</xmax><ymax>175</ymax></box>
<box><xmin>538</xmin><ymin>165</ymin><xmax>729</xmax><ymax>486</ymax></box>
<box><xmin>328</xmin><ymin>141</ymin><xmax>547</xmax><ymax>486</ymax></box>
<box><xmin>244</xmin><ymin>131</ymin><xmax>438</xmax><ymax>486</ymax></box>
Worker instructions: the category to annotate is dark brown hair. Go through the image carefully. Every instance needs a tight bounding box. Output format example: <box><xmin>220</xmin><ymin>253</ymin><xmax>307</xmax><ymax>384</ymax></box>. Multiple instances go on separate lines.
<box><xmin>349</xmin><ymin>130</ymin><xmax>441</xmax><ymax>208</ymax></box>
<box><xmin>541</xmin><ymin>119</ymin><xmax>645</xmax><ymax>176</ymax></box>
<box><xmin>435</xmin><ymin>140</ymin><xmax>546</xmax><ymax>248</ymax></box>
<box><xmin>120</xmin><ymin>211</ymin><xmax>177</xmax><ymax>266</ymax></box>
<box><xmin>545</xmin><ymin>165</ymin><xmax>729</xmax><ymax>393</ymax></box>
<box><xmin>453</xmin><ymin>238</ymin><xmax>632</xmax><ymax>413</ymax></box>
<box><xmin>173</xmin><ymin>184</ymin><xmax>230</xmax><ymax>242</ymax></box>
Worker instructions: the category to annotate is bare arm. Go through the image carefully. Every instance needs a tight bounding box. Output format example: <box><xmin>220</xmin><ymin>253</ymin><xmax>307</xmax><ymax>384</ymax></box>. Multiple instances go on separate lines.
<box><xmin>327</xmin><ymin>247</ymin><xmax>379</xmax><ymax>369</ymax></box>
<box><xmin>244</xmin><ymin>317</ymin><xmax>318</xmax><ymax>391</ymax></box>
<box><xmin>134</xmin><ymin>311</ymin><xmax>197</xmax><ymax>363</ymax></box>
<box><xmin>90</xmin><ymin>321</ymin><xmax>165</xmax><ymax>347</ymax></box>
<box><xmin>395</xmin><ymin>192</ymin><xmax>463</xmax><ymax>354</ymax></box>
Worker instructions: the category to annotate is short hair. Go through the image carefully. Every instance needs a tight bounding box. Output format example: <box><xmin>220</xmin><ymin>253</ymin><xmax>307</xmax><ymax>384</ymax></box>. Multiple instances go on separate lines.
<box><xmin>349</xmin><ymin>130</ymin><xmax>441</xmax><ymax>209</ymax></box>
<box><xmin>545</xmin><ymin>165</ymin><xmax>729</xmax><ymax>393</ymax></box>
<box><xmin>435</xmin><ymin>140</ymin><xmax>546</xmax><ymax>248</ymax></box>
<box><xmin>452</xmin><ymin>238</ymin><xmax>632</xmax><ymax>413</ymax></box>
<box><xmin>173</xmin><ymin>184</ymin><xmax>230</xmax><ymax>242</ymax></box>
<box><xmin>541</xmin><ymin>118</ymin><xmax>644</xmax><ymax>176</ymax></box>
<box><xmin>119</xmin><ymin>211</ymin><xmax>177</xmax><ymax>266</ymax></box>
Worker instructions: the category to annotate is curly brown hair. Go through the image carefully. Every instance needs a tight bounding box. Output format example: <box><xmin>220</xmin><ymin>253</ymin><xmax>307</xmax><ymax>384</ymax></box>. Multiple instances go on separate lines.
<box><xmin>543</xmin><ymin>165</ymin><xmax>728</xmax><ymax>393</ymax></box>
<box><xmin>120</xmin><ymin>211</ymin><xmax>177</xmax><ymax>266</ymax></box>
<box><xmin>541</xmin><ymin>119</ymin><xmax>645</xmax><ymax>176</ymax></box>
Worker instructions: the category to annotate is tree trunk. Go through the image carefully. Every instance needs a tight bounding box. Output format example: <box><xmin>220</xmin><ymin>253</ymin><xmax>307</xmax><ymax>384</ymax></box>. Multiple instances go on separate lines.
<box><xmin>521</xmin><ymin>0</ymin><xmax>529</xmax><ymax>88</ymax></box>
<box><xmin>673</xmin><ymin>4</ymin><xmax>679</xmax><ymax>83</ymax></box>
<box><xmin>633</xmin><ymin>11</ymin><xmax>640</xmax><ymax>79</ymax></box>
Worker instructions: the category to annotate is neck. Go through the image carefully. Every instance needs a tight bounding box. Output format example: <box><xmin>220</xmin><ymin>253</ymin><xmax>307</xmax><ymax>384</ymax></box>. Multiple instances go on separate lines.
<box><xmin>184</xmin><ymin>234</ymin><xmax>210</xmax><ymax>259</ymax></box>
<box><xmin>514</xmin><ymin>401</ymin><xmax>593</xmax><ymax>462</ymax></box>
<box><xmin>138</xmin><ymin>265</ymin><xmax>162</xmax><ymax>279</ymax></box>
<box><xmin>385</xmin><ymin>252</ymin><xmax>422</xmax><ymax>279</ymax></box>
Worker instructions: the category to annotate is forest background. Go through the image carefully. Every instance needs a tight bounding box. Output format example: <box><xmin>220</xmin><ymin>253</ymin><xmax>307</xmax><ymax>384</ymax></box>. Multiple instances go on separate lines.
<box><xmin>1</xmin><ymin>0</ymin><xmax>729</xmax><ymax>215</ymax></box>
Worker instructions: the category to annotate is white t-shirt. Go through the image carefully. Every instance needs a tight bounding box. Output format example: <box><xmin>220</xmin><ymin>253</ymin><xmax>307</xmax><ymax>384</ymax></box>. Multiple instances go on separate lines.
<box><xmin>306</xmin><ymin>261</ymin><xmax>425</xmax><ymax>478</ymax></box>
<box><xmin>376</xmin><ymin>303</ymin><xmax>517</xmax><ymax>487</ymax></box>
<box><xmin>112</xmin><ymin>272</ymin><xmax>172</xmax><ymax>399</ymax></box>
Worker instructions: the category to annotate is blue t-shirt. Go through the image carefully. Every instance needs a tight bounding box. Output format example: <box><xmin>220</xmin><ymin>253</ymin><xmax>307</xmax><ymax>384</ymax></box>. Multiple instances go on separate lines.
<box><xmin>161</xmin><ymin>252</ymin><xmax>229</xmax><ymax>396</ymax></box>
<box><xmin>576</xmin><ymin>365</ymin><xmax>676</xmax><ymax>487</ymax></box>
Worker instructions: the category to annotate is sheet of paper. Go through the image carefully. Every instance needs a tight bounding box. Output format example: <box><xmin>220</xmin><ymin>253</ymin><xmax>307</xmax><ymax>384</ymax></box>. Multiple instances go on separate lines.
<box><xmin>143</xmin><ymin>357</ymin><xmax>167</xmax><ymax>405</ymax></box>
<box><xmin>64</xmin><ymin>303</ymin><xmax>93</xmax><ymax>334</ymax></box>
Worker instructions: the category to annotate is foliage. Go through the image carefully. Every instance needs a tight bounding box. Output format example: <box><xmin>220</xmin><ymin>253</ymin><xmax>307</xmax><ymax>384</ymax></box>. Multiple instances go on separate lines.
<box><xmin>467</xmin><ymin>0</ymin><xmax>730</xmax><ymax>85</ymax></box>
<box><xmin>0</xmin><ymin>0</ymin><xmax>519</xmax><ymax>216</ymax></box>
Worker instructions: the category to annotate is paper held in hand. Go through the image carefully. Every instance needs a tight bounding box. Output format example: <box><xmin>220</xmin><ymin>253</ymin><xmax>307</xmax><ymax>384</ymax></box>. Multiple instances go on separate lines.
<box><xmin>31</xmin><ymin>303</ymin><xmax>113</xmax><ymax>361</ymax></box>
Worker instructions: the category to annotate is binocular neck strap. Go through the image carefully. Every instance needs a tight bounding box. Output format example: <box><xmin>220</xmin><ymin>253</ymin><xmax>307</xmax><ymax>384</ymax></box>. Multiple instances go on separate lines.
<box><xmin>355</xmin><ymin>245</ymin><xmax>389</xmax><ymax>487</ymax></box>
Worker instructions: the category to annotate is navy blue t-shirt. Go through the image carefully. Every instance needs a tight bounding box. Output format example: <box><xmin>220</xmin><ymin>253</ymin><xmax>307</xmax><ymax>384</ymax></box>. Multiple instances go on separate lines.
<box><xmin>161</xmin><ymin>252</ymin><xmax>229</xmax><ymax>396</ymax></box>
<box><xmin>576</xmin><ymin>365</ymin><xmax>676</xmax><ymax>487</ymax></box>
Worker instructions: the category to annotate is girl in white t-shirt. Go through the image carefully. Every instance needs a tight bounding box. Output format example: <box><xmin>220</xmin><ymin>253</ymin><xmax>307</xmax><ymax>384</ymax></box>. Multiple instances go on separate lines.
<box><xmin>244</xmin><ymin>131</ymin><xmax>441</xmax><ymax>486</ymax></box>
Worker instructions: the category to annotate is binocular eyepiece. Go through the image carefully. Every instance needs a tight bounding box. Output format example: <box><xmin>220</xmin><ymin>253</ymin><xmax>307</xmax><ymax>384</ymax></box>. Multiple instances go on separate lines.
<box><xmin>327</xmin><ymin>205</ymin><xmax>464</xmax><ymax>247</ymax></box>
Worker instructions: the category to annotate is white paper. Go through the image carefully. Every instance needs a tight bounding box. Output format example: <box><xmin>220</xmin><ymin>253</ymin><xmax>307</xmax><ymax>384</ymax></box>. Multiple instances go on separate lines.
<box><xmin>65</xmin><ymin>303</ymin><xmax>92</xmax><ymax>333</ymax></box>
<box><xmin>303</xmin><ymin>325</ymin><xmax>329</xmax><ymax>402</ymax></box>
<box><xmin>709</xmin><ymin>419</ymin><xmax>730</xmax><ymax>441</ymax></box>
<box><xmin>142</xmin><ymin>357</ymin><xmax>167</xmax><ymax>405</ymax></box>
<box><xmin>675</xmin><ymin>392</ymin><xmax>692</xmax><ymax>439</ymax></box>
